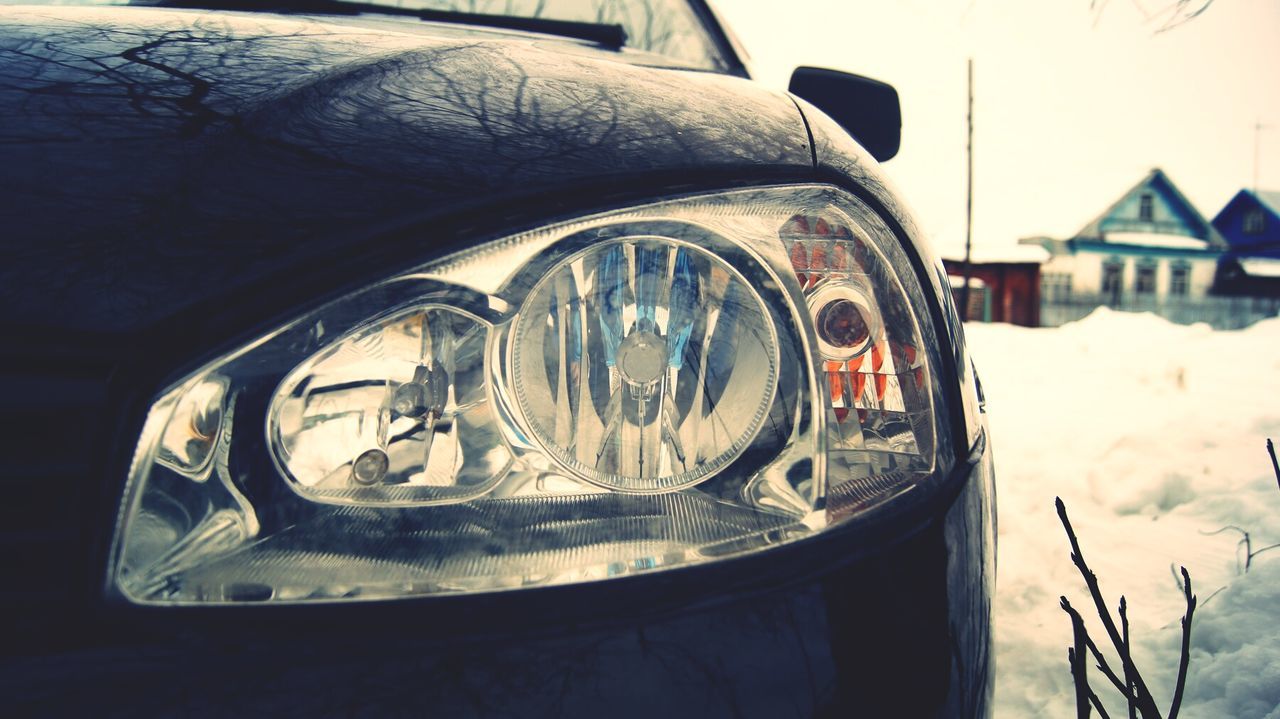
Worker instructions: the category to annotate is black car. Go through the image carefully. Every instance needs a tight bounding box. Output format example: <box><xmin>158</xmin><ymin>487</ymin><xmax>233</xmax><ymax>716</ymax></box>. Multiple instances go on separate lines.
<box><xmin>0</xmin><ymin>0</ymin><xmax>995</xmax><ymax>716</ymax></box>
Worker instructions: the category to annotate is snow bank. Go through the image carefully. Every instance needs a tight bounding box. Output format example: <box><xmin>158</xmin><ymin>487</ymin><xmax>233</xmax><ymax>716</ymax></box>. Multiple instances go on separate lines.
<box><xmin>968</xmin><ymin>308</ymin><xmax>1280</xmax><ymax>718</ymax></box>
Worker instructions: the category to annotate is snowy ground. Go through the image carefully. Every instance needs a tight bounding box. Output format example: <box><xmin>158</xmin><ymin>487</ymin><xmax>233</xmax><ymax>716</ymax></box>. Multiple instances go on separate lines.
<box><xmin>966</xmin><ymin>309</ymin><xmax>1280</xmax><ymax>719</ymax></box>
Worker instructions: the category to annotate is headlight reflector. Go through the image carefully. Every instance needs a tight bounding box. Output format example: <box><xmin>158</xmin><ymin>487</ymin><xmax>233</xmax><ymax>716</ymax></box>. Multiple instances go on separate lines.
<box><xmin>269</xmin><ymin>305</ymin><xmax>512</xmax><ymax>506</ymax></box>
<box><xmin>510</xmin><ymin>237</ymin><xmax>778</xmax><ymax>493</ymax></box>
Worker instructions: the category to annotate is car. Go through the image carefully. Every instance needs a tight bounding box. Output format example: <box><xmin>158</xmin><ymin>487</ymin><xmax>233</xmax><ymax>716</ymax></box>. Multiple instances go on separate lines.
<box><xmin>0</xmin><ymin>0</ymin><xmax>995</xmax><ymax>716</ymax></box>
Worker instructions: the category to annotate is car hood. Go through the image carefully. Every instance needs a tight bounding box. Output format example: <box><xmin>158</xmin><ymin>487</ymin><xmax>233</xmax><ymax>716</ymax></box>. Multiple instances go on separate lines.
<box><xmin>0</xmin><ymin>6</ymin><xmax>812</xmax><ymax>337</ymax></box>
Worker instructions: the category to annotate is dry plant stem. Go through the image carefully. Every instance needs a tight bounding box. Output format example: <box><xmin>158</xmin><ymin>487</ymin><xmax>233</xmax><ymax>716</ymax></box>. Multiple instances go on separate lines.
<box><xmin>1064</xmin><ymin>597</ymin><xmax>1117</xmax><ymax>719</ymax></box>
<box><xmin>1199</xmin><ymin>525</ymin><xmax>1280</xmax><ymax>573</ymax></box>
<box><xmin>1087</xmin><ymin>634</ymin><xmax>1129</xmax><ymax>695</ymax></box>
<box><xmin>1167</xmin><ymin>567</ymin><xmax>1197</xmax><ymax>719</ymax></box>
<box><xmin>1066</xmin><ymin>602</ymin><xmax>1092</xmax><ymax>719</ymax></box>
<box><xmin>1121</xmin><ymin>597</ymin><xmax>1136</xmax><ymax>719</ymax></box>
<box><xmin>1268</xmin><ymin>438</ymin><xmax>1279</xmax><ymax>492</ymax></box>
<box><xmin>1068</xmin><ymin>647</ymin><xmax>1091</xmax><ymax>719</ymax></box>
<box><xmin>1056</xmin><ymin>498</ymin><xmax>1163</xmax><ymax>718</ymax></box>
<box><xmin>1062</xmin><ymin>600</ymin><xmax>1128</xmax><ymax>695</ymax></box>
<box><xmin>1251</xmin><ymin>543</ymin><xmax>1280</xmax><ymax>568</ymax></box>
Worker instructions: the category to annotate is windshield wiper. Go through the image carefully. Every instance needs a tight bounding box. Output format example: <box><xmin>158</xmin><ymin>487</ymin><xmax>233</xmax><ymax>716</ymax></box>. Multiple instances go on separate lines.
<box><xmin>142</xmin><ymin>0</ymin><xmax>628</xmax><ymax>48</ymax></box>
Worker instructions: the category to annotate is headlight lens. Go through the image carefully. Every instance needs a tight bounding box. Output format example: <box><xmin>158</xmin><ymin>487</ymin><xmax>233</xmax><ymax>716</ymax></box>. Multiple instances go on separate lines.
<box><xmin>510</xmin><ymin>237</ymin><xmax>779</xmax><ymax>493</ymax></box>
<box><xmin>110</xmin><ymin>185</ymin><xmax>945</xmax><ymax>605</ymax></box>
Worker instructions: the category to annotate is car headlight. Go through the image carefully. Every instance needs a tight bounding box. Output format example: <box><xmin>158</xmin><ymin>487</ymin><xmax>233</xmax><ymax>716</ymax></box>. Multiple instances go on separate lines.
<box><xmin>110</xmin><ymin>185</ymin><xmax>946</xmax><ymax>605</ymax></box>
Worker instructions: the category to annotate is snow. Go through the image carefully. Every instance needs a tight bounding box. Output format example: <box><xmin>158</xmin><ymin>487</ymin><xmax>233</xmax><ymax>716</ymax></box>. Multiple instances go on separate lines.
<box><xmin>967</xmin><ymin>308</ymin><xmax>1280</xmax><ymax>718</ymax></box>
<box><xmin>1241</xmin><ymin>258</ymin><xmax>1280</xmax><ymax>278</ymax></box>
<box><xmin>1103</xmin><ymin>232</ymin><xmax>1213</xmax><ymax>250</ymax></box>
<box><xmin>951</xmin><ymin>275</ymin><xmax>987</xmax><ymax>289</ymax></box>
<box><xmin>938</xmin><ymin>243</ymin><xmax>1051</xmax><ymax>265</ymax></box>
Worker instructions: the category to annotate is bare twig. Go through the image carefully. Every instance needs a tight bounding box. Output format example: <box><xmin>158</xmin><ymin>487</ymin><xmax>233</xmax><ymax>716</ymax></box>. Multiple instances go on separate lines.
<box><xmin>1200</xmin><ymin>526</ymin><xmax>1252</xmax><ymax>574</ymax></box>
<box><xmin>1198</xmin><ymin>524</ymin><xmax>1280</xmax><ymax>574</ymax></box>
<box><xmin>1086</xmin><ymin>634</ymin><xmax>1130</xmax><ymax>696</ymax></box>
<box><xmin>1065</xmin><ymin>597</ymin><xmax>1094</xmax><ymax>719</ymax></box>
<box><xmin>1121</xmin><ymin>597</ymin><xmax>1137</xmax><ymax>719</ymax></box>
<box><xmin>1199</xmin><ymin>585</ymin><xmax>1227</xmax><ymax>608</ymax></box>
<box><xmin>1268</xmin><ymin>439</ymin><xmax>1279</xmax><ymax>492</ymax></box>
<box><xmin>1199</xmin><ymin>525</ymin><xmax>1249</xmax><ymax>539</ymax></box>
<box><xmin>1065</xmin><ymin>596</ymin><xmax>1118</xmax><ymax>719</ymax></box>
<box><xmin>1168</xmin><ymin>567</ymin><xmax>1197</xmax><ymax>718</ymax></box>
<box><xmin>1057</xmin><ymin>498</ymin><xmax>1164</xmax><ymax>717</ymax></box>
<box><xmin>1063</xmin><ymin>599</ymin><xmax>1128</xmax><ymax>695</ymax></box>
<box><xmin>1155</xmin><ymin>0</ymin><xmax>1214</xmax><ymax>33</ymax></box>
<box><xmin>1251</xmin><ymin>543</ymin><xmax>1280</xmax><ymax>568</ymax></box>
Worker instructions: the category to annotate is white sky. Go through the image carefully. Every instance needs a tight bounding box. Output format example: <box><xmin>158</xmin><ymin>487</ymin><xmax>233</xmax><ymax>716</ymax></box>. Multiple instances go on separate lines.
<box><xmin>712</xmin><ymin>0</ymin><xmax>1280</xmax><ymax>259</ymax></box>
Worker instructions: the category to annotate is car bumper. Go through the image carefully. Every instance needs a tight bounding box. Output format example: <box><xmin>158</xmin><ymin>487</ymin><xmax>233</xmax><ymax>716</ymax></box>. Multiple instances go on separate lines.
<box><xmin>4</xmin><ymin>431</ymin><xmax>994</xmax><ymax>718</ymax></box>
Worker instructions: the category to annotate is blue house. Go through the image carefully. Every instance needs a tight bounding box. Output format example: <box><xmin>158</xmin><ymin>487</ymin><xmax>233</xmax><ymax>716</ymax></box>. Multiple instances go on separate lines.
<box><xmin>1212</xmin><ymin>189</ymin><xmax>1280</xmax><ymax>258</ymax></box>
<box><xmin>1211</xmin><ymin>189</ymin><xmax>1280</xmax><ymax>297</ymax></box>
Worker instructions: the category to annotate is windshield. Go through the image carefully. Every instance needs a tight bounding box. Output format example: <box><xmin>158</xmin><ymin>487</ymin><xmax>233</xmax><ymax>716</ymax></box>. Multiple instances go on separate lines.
<box><xmin>6</xmin><ymin>0</ymin><xmax>731</xmax><ymax>70</ymax></box>
<box><xmin>351</xmin><ymin>1</ymin><xmax>725</xmax><ymax>68</ymax></box>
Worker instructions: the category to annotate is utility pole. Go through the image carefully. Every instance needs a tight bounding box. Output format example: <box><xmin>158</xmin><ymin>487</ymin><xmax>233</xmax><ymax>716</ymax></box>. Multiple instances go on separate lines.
<box><xmin>960</xmin><ymin>58</ymin><xmax>975</xmax><ymax>322</ymax></box>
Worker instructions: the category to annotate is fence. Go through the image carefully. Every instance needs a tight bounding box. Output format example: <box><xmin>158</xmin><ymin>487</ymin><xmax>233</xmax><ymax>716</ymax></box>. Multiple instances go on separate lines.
<box><xmin>1040</xmin><ymin>292</ymin><xmax>1280</xmax><ymax>330</ymax></box>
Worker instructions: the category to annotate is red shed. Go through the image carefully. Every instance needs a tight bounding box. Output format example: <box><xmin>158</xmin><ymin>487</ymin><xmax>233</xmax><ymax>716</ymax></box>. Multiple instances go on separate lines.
<box><xmin>942</xmin><ymin>245</ymin><xmax>1047</xmax><ymax>327</ymax></box>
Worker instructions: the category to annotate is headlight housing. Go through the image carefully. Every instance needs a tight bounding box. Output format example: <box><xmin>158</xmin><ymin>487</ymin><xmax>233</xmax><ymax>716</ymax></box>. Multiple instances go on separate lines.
<box><xmin>110</xmin><ymin>185</ymin><xmax>947</xmax><ymax>605</ymax></box>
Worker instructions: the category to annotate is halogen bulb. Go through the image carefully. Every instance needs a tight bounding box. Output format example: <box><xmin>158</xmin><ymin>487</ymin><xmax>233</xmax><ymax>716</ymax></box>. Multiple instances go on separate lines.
<box><xmin>510</xmin><ymin>237</ymin><xmax>779</xmax><ymax>493</ymax></box>
<box><xmin>617</xmin><ymin>330</ymin><xmax>665</xmax><ymax>387</ymax></box>
<box><xmin>392</xmin><ymin>383</ymin><xmax>427</xmax><ymax>417</ymax></box>
<box><xmin>351</xmin><ymin>449</ymin><xmax>389</xmax><ymax>485</ymax></box>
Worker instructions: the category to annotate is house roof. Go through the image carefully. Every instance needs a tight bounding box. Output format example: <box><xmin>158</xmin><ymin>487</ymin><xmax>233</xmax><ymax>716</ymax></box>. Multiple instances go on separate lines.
<box><xmin>1255</xmin><ymin>190</ymin><xmax>1280</xmax><ymax>217</ymax></box>
<box><xmin>1073</xmin><ymin>168</ymin><xmax>1226</xmax><ymax>249</ymax></box>
<box><xmin>1215</xmin><ymin>188</ymin><xmax>1280</xmax><ymax>222</ymax></box>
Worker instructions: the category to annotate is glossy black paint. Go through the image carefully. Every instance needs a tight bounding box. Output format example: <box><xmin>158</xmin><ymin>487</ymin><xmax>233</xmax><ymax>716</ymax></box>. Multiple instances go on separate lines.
<box><xmin>0</xmin><ymin>6</ymin><xmax>809</xmax><ymax>338</ymax></box>
<box><xmin>0</xmin><ymin>5</ymin><xmax>994</xmax><ymax>717</ymax></box>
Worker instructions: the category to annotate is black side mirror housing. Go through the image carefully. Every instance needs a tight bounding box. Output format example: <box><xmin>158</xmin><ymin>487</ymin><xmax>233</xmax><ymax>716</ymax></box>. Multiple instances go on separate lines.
<box><xmin>788</xmin><ymin>67</ymin><xmax>901</xmax><ymax>162</ymax></box>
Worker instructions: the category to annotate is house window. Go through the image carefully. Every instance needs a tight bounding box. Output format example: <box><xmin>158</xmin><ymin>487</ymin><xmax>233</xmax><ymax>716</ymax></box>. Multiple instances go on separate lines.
<box><xmin>1135</xmin><ymin>261</ymin><xmax>1157</xmax><ymax>294</ymax></box>
<box><xmin>1139</xmin><ymin>193</ymin><xmax>1155</xmax><ymax>222</ymax></box>
<box><xmin>1244</xmin><ymin>209</ymin><xmax>1266</xmax><ymax>235</ymax></box>
<box><xmin>1169</xmin><ymin>263</ymin><xmax>1189</xmax><ymax>296</ymax></box>
<box><xmin>1042</xmin><ymin>272</ymin><xmax>1072</xmax><ymax>302</ymax></box>
<box><xmin>1101</xmin><ymin>259</ymin><xmax>1124</xmax><ymax>301</ymax></box>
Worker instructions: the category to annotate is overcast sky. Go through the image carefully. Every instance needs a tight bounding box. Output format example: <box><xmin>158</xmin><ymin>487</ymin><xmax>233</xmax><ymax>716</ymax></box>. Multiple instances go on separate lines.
<box><xmin>713</xmin><ymin>0</ymin><xmax>1280</xmax><ymax>258</ymax></box>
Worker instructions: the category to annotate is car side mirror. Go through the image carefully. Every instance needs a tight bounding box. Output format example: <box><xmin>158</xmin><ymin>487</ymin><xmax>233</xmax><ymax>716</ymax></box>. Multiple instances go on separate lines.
<box><xmin>788</xmin><ymin>67</ymin><xmax>901</xmax><ymax>162</ymax></box>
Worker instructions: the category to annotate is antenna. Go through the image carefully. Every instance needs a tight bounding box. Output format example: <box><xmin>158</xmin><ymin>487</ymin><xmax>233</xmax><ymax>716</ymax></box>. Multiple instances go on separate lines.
<box><xmin>1254</xmin><ymin>120</ymin><xmax>1271</xmax><ymax>193</ymax></box>
<box><xmin>960</xmin><ymin>58</ymin><xmax>975</xmax><ymax>322</ymax></box>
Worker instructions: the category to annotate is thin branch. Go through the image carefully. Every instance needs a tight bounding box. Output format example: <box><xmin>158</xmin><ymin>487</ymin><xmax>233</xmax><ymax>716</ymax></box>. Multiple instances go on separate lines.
<box><xmin>1167</xmin><ymin>567</ymin><xmax>1197</xmax><ymax>719</ymax></box>
<box><xmin>1087</xmin><ymin>634</ymin><xmax>1130</xmax><ymax>696</ymax></box>
<box><xmin>1268</xmin><ymin>438</ymin><xmax>1279</xmax><ymax>492</ymax></box>
<box><xmin>1198</xmin><ymin>525</ymin><xmax>1249</xmax><ymax>539</ymax></box>
<box><xmin>1121</xmin><ymin>597</ymin><xmax>1137</xmax><ymax>719</ymax></box>
<box><xmin>1250</xmin><ymin>543</ymin><xmax>1280</xmax><ymax>568</ymax></box>
<box><xmin>1199</xmin><ymin>525</ymin><xmax>1263</xmax><ymax>574</ymax></box>
<box><xmin>1063</xmin><ymin>599</ymin><xmax>1129</xmax><ymax>695</ymax></box>
<box><xmin>1057</xmin><ymin>498</ymin><xmax>1164</xmax><ymax>718</ymax></box>
<box><xmin>1199</xmin><ymin>585</ymin><xmax>1227</xmax><ymax>608</ymax></box>
<box><xmin>1155</xmin><ymin>0</ymin><xmax>1214</xmax><ymax>33</ymax></box>
<box><xmin>1065</xmin><ymin>597</ymin><xmax>1094</xmax><ymax>719</ymax></box>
